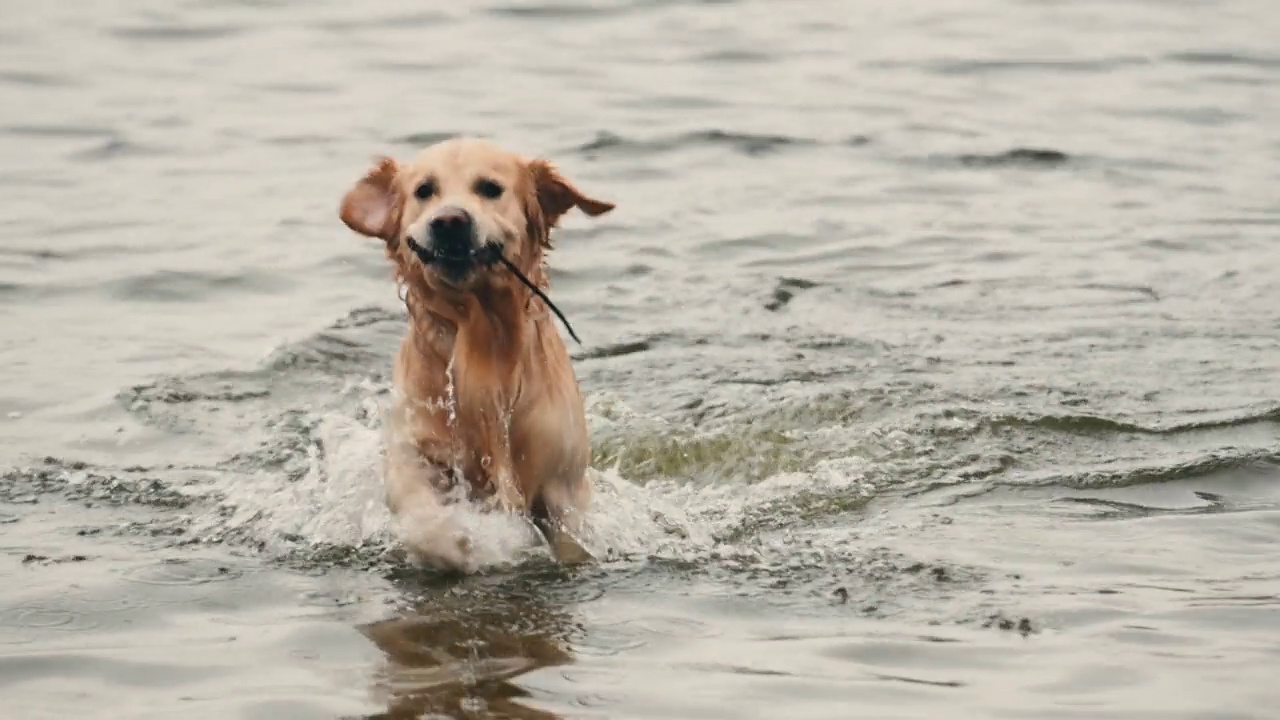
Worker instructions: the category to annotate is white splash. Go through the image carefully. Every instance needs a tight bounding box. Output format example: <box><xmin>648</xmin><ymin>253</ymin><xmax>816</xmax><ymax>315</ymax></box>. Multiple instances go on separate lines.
<box><xmin>193</xmin><ymin>382</ymin><xmax>873</xmax><ymax>572</ymax></box>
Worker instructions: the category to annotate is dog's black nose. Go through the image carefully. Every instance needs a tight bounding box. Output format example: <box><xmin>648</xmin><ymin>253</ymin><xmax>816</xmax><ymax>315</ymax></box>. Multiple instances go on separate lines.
<box><xmin>428</xmin><ymin>207</ymin><xmax>474</xmax><ymax>258</ymax></box>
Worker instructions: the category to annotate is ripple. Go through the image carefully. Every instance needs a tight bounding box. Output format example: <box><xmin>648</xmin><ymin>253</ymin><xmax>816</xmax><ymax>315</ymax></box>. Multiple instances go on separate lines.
<box><xmin>71</xmin><ymin>138</ymin><xmax>166</xmax><ymax>161</ymax></box>
<box><xmin>315</xmin><ymin>10</ymin><xmax>455</xmax><ymax>31</ymax></box>
<box><xmin>262</xmin><ymin>331</ymin><xmax>387</xmax><ymax>373</ymax></box>
<box><xmin>574</xmin><ymin>339</ymin><xmax>654</xmax><ymax>360</ymax></box>
<box><xmin>106</xmin><ymin>269</ymin><xmax>293</xmax><ymax>303</ymax></box>
<box><xmin>248</xmin><ymin>82</ymin><xmax>338</xmax><ymax>95</ymax></box>
<box><xmin>487</xmin><ymin>3</ymin><xmax>628</xmax><ymax>19</ymax></box>
<box><xmin>902</xmin><ymin>56</ymin><xmax>1150</xmax><ymax>76</ymax></box>
<box><xmin>122</xmin><ymin>375</ymin><xmax>272</xmax><ymax>407</ymax></box>
<box><xmin>1</xmin><ymin>124</ymin><xmax>114</xmax><ymax>139</ymax></box>
<box><xmin>1030</xmin><ymin>448</ymin><xmax>1280</xmax><ymax>490</ymax></box>
<box><xmin>991</xmin><ymin>404</ymin><xmax>1280</xmax><ymax>436</ymax></box>
<box><xmin>574</xmin><ymin>130</ymin><xmax>823</xmax><ymax>158</ymax></box>
<box><xmin>392</xmin><ymin>131</ymin><xmax>463</xmax><ymax>146</ymax></box>
<box><xmin>121</xmin><ymin>558</ymin><xmax>245</xmax><ymax>587</ymax></box>
<box><xmin>1167</xmin><ymin>51</ymin><xmax>1280</xmax><ymax>69</ymax></box>
<box><xmin>764</xmin><ymin>277</ymin><xmax>821</xmax><ymax>312</ymax></box>
<box><xmin>0</xmin><ymin>458</ymin><xmax>200</xmax><ymax>510</ymax></box>
<box><xmin>0</xmin><ymin>605</ymin><xmax>100</xmax><ymax>635</ymax></box>
<box><xmin>109</xmin><ymin>24</ymin><xmax>245</xmax><ymax>41</ymax></box>
<box><xmin>330</xmin><ymin>305</ymin><xmax>405</xmax><ymax>329</ymax></box>
<box><xmin>0</xmin><ymin>71</ymin><xmax>77</xmax><ymax>87</ymax></box>
<box><xmin>694</xmin><ymin>48</ymin><xmax>773</xmax><ymax>64</ymax></box>
<box><xmin>952</xmin><ymin>148</ymin><xmax>1070</xmax><ymax>168</ymax></box>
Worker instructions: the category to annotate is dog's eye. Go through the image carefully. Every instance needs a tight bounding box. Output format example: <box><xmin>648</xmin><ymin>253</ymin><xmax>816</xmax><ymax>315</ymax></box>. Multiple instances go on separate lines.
<box><xmin>413</xmin><ymin>180</ymin><xmax>435</xmax><ymax>200</ymax></box>
<box><xmin>474</xmin><ymin>178</ymin><xmax>504</xmax><ymax>200</ymax></box>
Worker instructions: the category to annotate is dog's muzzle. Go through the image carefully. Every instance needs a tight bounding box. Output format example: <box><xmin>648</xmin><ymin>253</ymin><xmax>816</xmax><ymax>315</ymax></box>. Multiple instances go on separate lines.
<box><xmin>428</xmin><ymin>206</ymin><xmax>474</xmax><ymax>259</ymax></box>
<box><xmin>419</xmin><ymin>207</ymin><xmax>480</xmax><ymax>281</ymax></box>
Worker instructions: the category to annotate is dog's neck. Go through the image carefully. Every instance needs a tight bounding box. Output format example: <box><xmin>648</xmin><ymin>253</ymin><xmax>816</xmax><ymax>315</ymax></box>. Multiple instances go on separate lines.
<box><xmin>404</xmin><ymin>281</ymin><xmax>538</xmax><ymax>373</ymax></box>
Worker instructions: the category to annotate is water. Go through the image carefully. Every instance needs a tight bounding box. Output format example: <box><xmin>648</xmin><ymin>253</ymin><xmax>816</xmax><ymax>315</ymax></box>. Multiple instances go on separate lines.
<box><xmin>3</xmin><ymin>0</ymin><xmax>1279</xmax><ymax>717</ymax></box>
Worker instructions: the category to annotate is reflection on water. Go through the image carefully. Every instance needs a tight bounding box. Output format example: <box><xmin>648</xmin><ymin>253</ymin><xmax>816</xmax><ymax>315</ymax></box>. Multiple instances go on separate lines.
<box><xmin>359</xmin><ymin>581</ymin><xmax>575</xmax><ymax>720</ymax></box>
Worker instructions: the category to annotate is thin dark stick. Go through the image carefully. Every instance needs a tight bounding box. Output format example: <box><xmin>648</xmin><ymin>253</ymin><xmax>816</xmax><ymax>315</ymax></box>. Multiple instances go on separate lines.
<box><xmin>403</xmin><ymin>237</ymin><xmax>582</xmax><ymax>345</ymax></box>
<box><xmin>491</xmin><ymin>253</ymin><xmax>582</xmax><ymax>345</ymax></box>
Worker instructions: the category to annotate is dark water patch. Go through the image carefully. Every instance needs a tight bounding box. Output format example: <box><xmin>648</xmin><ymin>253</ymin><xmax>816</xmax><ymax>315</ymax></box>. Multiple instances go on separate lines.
<box><xmin>487</xmin><ymin>3</ymin><xmax>629</xmax><ymax>19</ymax></box>
<box><xmin>0</xmin><ymin>247</ymin><xmax>63</xmax><ymax>261</ymax></box>
<box><xmin>109</xmin><ymin>24</ymin><xmax>245</xmax><ymax>41</ymax></box>
<box><xmin>107</xmin><ymin>269</ymin><xmax>293</xmax><ymax>303</ymax></box>
<box><xmin>981</xmin><ymin>612</ymin><xmax>1036</xmax><ymax>637</ymax></box>
<box><xmin>321</xmin><ymin>10</ymin><xmax>455</xmax><ymax>31</ymax></box>
<box><xmin>1167</xmin><ymin>51</ymin><xmax>1280</xmax><ymax>69</ymax></box>
<box><xmin>904</xmin><ymin>56</ymin><xmax>1149</xmax><ymax>76</ymax></box>
<box><xmin>2</xmin><ymin>125</ymin><xmax>114</xmax><ymax>139</ymax></box>
<box><xmin>21</xmin><ymin>554</ymin><xmax>91</xmax><ymax>566</ymax></box>
<box><xmin>793</xmin><ymin>335</ymin><xmax>894</xmax><ymax>352</ymax></box>
<box><xmin>1052</xmin><ymin>495</ymin><xmax>1226</xmax><ymax>521</ymax></box>
<box><xmin>42</xmin><ymin>222</ymin><xmax>147</xmax><ymax>239</ymax></box>
<box><xmin>575</xmin><ymin>130</ymin><xmax>823</xmax><ymax>158</ymax></box>
<box><xmin>363</xmin><ymin>60</ymin><xmax>453</xmax><ymax>74</ymax></box>
<box><xmin>264</xmin><ymin>134</ymin><xmax>342</xmax><ymax>146</ymax></box>
<box><xmin>331</xmin><ymin>305</ymin><xmax>406</xmax><ymax>330</ymax></box>
<box><xmin>953</xmin><ymin>148</ymin><xmax>1070</xmax><ymax>168</ymax></box>
<box><xmin>391</xmin><ymin>131</ymin><xmax>463</xmax><ymax>147</ymax></box>
<box><xmin>574</xmin><ymin>338</ymin><xmax>655</xmax><ymax>360</ymax></box>
<box><xmin>695</xmin><ymin>48</ymin><xmax>773</xmax><ymax>64</ymax></box>
<box><xmin>0</xmin><ymin>280</ymin><xmax>74</xmax><ymax>301</ymax></box>
<box><xmin>0</xmin><ymin>71</ymin><xmax>76</xmax><ymax>87</ymax></box>
<box><xmin>1077</xmin><ymin>283</ymin><xmax>1160</xmax><ymax>302</ymax></box>
<box><xmin>315</xmin><ymin>10</ymin><xmax>455</xmax><ymax>33</ymax></box>
<box><xmin>248</xmin><ymin>82</ymin><xmax>339</xmax><ymax>95</ymax></box>
<box><xmin>764</xmin><ymin>277</ymin><xmax>821</xmax><ymax>312</ymax></box>
<box><xmin>71</xmin><ymin>138</ymin><xmax>166</xmax><ymax>161</ymax></box>
<box><xmin>628</xmin><ymin>0</ymin><xmax>741</xmax><ymax>7</ymax></box>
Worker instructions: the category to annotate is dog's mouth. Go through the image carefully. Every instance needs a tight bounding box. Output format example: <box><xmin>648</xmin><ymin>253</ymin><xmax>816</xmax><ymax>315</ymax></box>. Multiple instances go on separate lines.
<box><xmin>404</xmin><ymin>236</ymin><xmax>582</xmax><ymax>344</ymax></box>
<box><xmin>433</xmin><ymin>249</ymin><xmax>478</xmax><ymax>282</ymax></box>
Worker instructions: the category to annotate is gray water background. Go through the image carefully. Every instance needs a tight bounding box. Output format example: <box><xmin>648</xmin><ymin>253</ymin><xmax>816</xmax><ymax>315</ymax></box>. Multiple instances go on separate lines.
<box><xmin>2</xmin><ymin>1</ymin><xmax>1279</xmax><ymax>718</ymax></box>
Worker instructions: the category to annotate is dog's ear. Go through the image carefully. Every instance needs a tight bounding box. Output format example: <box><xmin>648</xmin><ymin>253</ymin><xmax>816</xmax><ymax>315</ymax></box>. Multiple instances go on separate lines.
<box><xmin>527</xmin><ymin>159</ymin><xmax>615</xmax><ymax>229</ymax></box>
<box><xmin>339</xmin><ymin>156</ymin><xmax>403</xmax><ymax>243</ymax></box>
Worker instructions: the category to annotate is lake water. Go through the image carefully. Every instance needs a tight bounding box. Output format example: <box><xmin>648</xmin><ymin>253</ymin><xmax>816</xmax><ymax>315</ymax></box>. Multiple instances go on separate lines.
<box><xmin>2</xmin><ymin>1</ymin><xmax>1279</xmax><ymax>718</ymax></box>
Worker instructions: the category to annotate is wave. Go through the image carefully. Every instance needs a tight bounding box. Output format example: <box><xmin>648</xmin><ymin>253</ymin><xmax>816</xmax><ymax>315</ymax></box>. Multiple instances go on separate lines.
<box><xmin>1018</xmin><ymin>448</ymin><xmax>1280</xmax><ymax>491</ymax></box>
<box><xmin>952</xmin><ymin>148</ymin><xmax>1070</xmax><ymax>168</ymax></box>
<box><xmin>988</xmin><ymin>404</ymin><xmax>1280</xmax><ymax>436</ymax></box>
<box><xmin>12</xmin><ymin>304</ymin><xmax>1272</xmax><ymax>584</ymax></box>
<box><xmin>573</xmin><ymin>130</ymin><xmax>866</xmax><ymax>158</ymax></box>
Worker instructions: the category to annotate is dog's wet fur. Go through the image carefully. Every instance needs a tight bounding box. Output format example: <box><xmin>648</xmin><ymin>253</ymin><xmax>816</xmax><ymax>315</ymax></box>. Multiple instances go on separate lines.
<box><xmin>339</xmin><ymin>137</ymin><xmax>614</xmax><ymax>572</ymax></box>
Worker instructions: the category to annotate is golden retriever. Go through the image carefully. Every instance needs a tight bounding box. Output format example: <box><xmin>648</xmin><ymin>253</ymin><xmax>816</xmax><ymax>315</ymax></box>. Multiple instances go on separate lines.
<box><xmin>338</xmin><ymin>137</ymin><xmax>614</xmax><ymax>572</ymax></box>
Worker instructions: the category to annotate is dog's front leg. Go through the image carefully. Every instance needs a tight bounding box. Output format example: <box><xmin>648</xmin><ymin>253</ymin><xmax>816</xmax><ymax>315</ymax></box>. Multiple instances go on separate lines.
<box><xmin>383</xmin><ymin>441</ymin><xmax>474</xmax><ymax>573</ymax></box>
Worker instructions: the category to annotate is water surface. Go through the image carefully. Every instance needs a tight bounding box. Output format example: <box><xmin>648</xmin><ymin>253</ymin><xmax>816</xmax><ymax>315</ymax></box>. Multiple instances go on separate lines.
<box><xmin>2</xmin><ymin>0</ymin><xmax>1279</xmax><ymax>717</ymax></box>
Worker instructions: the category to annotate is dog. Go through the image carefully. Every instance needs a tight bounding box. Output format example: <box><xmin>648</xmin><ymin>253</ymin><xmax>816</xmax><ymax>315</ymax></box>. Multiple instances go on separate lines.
<box><xmin>338</xmin><ymin>137</ymin><xmax>614</xmax><ymax>572</ymax></box>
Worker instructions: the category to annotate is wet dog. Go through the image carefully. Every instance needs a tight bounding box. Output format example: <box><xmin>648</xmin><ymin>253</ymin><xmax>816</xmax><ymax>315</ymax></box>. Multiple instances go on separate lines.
<box><xmin>338</xmin><ymin>137</ymin><xmax>614</xmax><ymax>571</ymax></box>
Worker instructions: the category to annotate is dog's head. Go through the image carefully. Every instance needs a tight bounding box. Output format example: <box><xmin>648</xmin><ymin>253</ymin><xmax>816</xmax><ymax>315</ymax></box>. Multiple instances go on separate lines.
<box><xmin>339</xmin><ymin>137</ymin><xmax>613</xmax><ymax>290</ymax></box>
